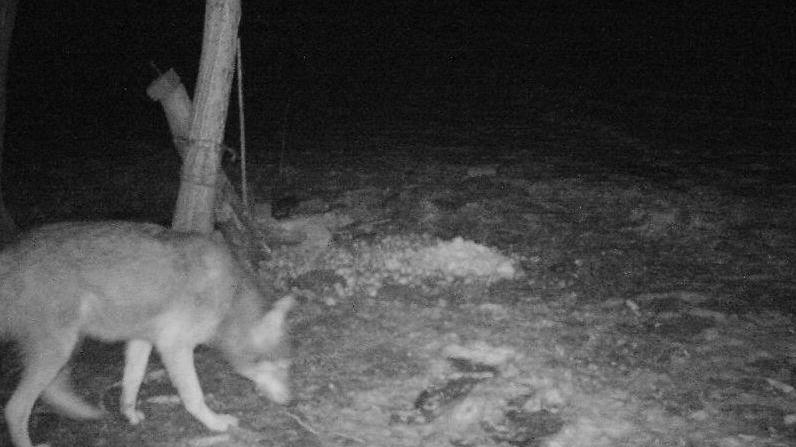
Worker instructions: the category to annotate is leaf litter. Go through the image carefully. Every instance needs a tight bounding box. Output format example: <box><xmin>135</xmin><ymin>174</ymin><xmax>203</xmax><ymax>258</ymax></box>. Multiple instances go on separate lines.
<box><xmin>248</xmin><ymin>105</ymin><xmax>795</xmax><ymax>446</ymax></box>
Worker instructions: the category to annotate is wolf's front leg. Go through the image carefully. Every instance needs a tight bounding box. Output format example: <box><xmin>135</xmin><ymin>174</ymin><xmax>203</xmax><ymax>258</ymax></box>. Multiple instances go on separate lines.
<box><xmin>121</xmin><ymin>339</ymin><xmax>153</xmax><ymax>425</ymax></box>
<box><xmin>157</xmin><ymin>344</ymin><xmax>239</xmax><ymax>431</ymax></box>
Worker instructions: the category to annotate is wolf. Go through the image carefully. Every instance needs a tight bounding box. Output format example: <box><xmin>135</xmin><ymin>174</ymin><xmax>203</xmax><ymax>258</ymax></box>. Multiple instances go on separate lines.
<box><xmin>0</xmin><ymin>221</ymin><xmax>294</xmax><ymax>447</ymax></box>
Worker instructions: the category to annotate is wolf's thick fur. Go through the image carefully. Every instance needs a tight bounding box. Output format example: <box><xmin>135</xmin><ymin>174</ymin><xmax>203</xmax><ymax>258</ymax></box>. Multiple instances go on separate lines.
<box><xmin>0</xmin><ymin>221</ymin><xmax>294</xmax><ymax>447</ymax></box>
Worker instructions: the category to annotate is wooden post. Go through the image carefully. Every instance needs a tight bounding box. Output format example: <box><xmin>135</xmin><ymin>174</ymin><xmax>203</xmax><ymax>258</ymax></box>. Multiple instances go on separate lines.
<box><xmin>172</xmin><ymin>0</ymin><xmax>241</xmax><ymax>234</ymax></box>
<box><xmin>148</xmin><ymin>69</ymin><xmax>272</xmax><ymax>261</ymax></box>
<box><xmin>146</xmin><ymin>69</ymin><xmax>192</xmax><ymax>148</ymax></box>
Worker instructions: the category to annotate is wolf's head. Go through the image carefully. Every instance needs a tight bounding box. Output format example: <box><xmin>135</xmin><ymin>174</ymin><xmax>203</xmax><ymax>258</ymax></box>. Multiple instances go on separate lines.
<box><xmin>219</xmin><ymin>294</ymin><xmax>295</xmax><ymax>404</ymax></box>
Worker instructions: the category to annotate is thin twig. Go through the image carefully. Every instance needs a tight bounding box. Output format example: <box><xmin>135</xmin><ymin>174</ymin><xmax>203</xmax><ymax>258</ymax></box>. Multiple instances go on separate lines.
<box><xmin>236</xmin><ymin>37</ymin><xmax>249</xmax><ymax>209</ymax></box>
<box><xmin>282</xmin><ymin>410</ymin><xmax>366</xmax><ymax>445</ymax></box>
<box><xmin>149</xmin><ymin>60</ymin><xmax>162</xmax><ymax>76</ymax></box>
<box><xmin>283</xmin><ymin>409</ymin><xmax>319</xmax><ymax>435</ymax></box>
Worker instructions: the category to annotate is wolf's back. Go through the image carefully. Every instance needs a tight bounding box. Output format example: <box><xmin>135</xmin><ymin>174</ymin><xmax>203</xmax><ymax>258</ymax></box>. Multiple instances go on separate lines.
<box><xmin>0</xmin><ymin>221</ymin><xmax>240</xmax><ymax>343</ymax></box>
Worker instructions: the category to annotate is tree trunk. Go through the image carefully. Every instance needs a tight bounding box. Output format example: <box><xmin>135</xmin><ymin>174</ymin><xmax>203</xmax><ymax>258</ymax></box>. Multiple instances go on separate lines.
<box><xmin>147</xmin><ymin>68</ymin><xmax>272</xmax><ymax>262</ymax></box>
<box><xmin>0</xmin><ymin>0</ymin><xmax>19</xmax><ymax>242</ymax></box>
<box><xmin>172</xmin><ymin>0</ymin><xmax>241</xmax><ymax>233</ymax></box>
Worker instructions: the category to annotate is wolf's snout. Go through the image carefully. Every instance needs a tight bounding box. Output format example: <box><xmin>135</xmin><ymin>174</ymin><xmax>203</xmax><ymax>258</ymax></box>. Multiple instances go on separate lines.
<box><xmin>258</xmin><ymin>379</ymin><xmax>291</xmax><ymax>404</ymax></box>
<box><xmin>238</xmin><ymin>358</ymin><xmax>292</xmax><ymax>404</ymax></box>
<box><xmin>254</xmin><ymin>362</ymin><xmax>291</xmax><ymax>404</ymax></box>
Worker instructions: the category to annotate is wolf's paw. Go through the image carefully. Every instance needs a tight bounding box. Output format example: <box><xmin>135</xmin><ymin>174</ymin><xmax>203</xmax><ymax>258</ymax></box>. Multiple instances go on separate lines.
<box><xmin>204</xmin><ymin>413</ymin><xmax>239</xmax><ymax>432</ymax></box>
<box><xmin>122</xmin><ymin>406</ymin><xmax>146</xmax><ymax>425</ymax></box>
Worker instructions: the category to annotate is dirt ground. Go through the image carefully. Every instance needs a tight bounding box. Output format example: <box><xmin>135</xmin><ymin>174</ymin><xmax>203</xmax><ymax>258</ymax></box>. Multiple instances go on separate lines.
<box><xmin>1</xmin><ymin>87</ymin><xmax>795</xmax><ymax>446</ymax></box>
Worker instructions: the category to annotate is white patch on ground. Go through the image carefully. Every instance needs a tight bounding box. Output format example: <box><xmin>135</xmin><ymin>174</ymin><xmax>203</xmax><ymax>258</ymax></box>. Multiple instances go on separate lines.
<box><xmin>263</xmin><ymin>228</ymin><xmax>520</xmax><ymax>299</ymax></box>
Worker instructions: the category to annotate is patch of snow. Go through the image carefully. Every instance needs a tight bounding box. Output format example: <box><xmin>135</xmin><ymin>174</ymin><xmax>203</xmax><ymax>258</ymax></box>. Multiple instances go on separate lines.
<box><xmin>443</xmin><ymin>342</ymin><xmax>518</xmax><ymax>367</ymax></box>
<box><xmin>265</xmin><ymin>230</ymin><xmax>520</xmax><ymax>300</ymax></box>
<box><xmin>545</xmin><ymin>415</ymin><xmax>633</xmax><ymax>447</ymax></box>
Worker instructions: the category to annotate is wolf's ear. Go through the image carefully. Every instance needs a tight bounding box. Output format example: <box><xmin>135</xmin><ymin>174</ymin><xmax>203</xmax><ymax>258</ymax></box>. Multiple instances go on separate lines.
<box><xmin>252</xmin><ymin>295</ymin><xmax>296</xmax><ymax>347</ymax></box>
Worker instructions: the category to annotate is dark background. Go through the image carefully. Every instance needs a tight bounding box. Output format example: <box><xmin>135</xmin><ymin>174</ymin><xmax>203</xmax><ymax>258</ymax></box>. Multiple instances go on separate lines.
<box><xmin>3</xmin><ymin>0</ymin><xmax>795</xmax><ymax>224</ymax></box>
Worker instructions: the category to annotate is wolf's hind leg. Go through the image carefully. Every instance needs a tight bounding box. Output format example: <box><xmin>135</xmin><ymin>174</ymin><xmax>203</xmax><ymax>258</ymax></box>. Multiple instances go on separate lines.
<box><xmin>5</xmin><ymin>334</ymin><xmax>80</xmax><ymax>447</ymax></box>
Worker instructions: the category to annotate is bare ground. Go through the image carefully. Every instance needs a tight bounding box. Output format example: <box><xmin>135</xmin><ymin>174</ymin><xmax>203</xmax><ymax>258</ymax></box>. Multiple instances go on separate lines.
<box><xmin>1</xmin><ymin>88</ymin><xmax>795</xmax><ymax>446</ymax></box>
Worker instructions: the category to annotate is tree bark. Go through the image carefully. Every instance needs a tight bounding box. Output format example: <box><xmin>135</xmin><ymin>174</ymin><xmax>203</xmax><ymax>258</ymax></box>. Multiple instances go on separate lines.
<box><xmin>0</xmin><ymin>0</ymin><xmax>19</xmax><ymax>242</ymax></box>
<box><xmin>147</xmin><ymin>69</ymin><xmax>272</xmax><ymax>262</ymax></box>
<box><xmin>172</xmin><ymin>0</ymin><xmax>241</xmax><ymax>234</ymax></box>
